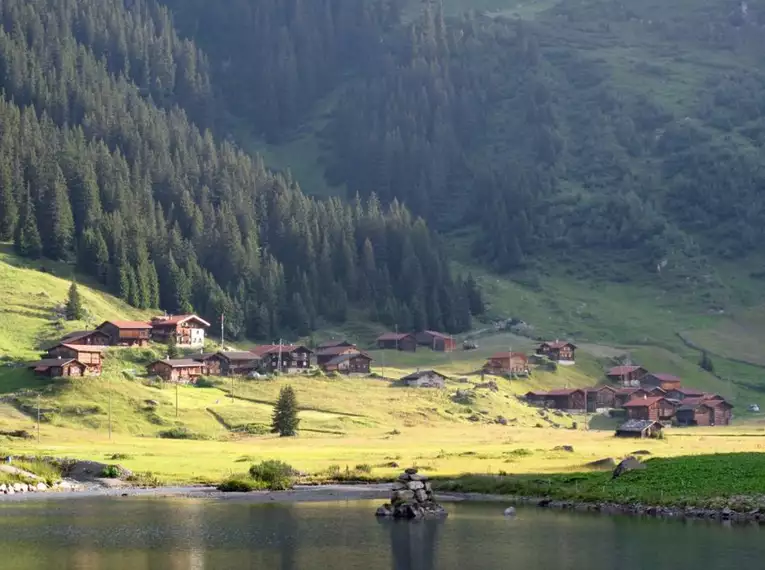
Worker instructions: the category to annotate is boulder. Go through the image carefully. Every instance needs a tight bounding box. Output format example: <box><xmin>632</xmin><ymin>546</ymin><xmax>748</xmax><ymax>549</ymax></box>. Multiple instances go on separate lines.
<box><xmin>375</xmin><ymin>504</ymin><xmax>393</xmax><ymax>517</ymax></box>
<box><xmin>414</xmin><ymin>489</ymin><xmax>428</xmax><ymax>502</ymax></box>
<box><xmin>392</xmin><ymin>481</ymin><xmax>408</xmax><ymax>491</ymax></box>
<box><xmin>612</xmin><ymin>456</ymin><xmax>646</xmax><ymax>479</ymax></box>
<box><xmin>406</xmin><ymin>481</ymin><xmax>425</xmax><ymax>491</ymax></box>
<box><xmin>392</xmin><ymin>490</ymin><xmax>415</xmax><ymax>502</ymax></box>
<box><xmin>504</xmin><ymin>506</ymin><xmax>517</xmax><ymax>516</ymax></box>
<box><xmin>35</xmin><ymin>482</ymin><xmax>47</xmax><ymax>491</ymax></box>
<box><xmin>409</xmin><ymin>473</ymin><xmax>428</xmax><ymax>482</ymax></box>
<box><xmin>496</xmin><ymin>416</ymin><xmax>508</xmax><ymax>425</ymax></box>
<box><xmin>424</xmin><ymin>482</ymin><xmax>432</xmax><ymax>492</ymax></box>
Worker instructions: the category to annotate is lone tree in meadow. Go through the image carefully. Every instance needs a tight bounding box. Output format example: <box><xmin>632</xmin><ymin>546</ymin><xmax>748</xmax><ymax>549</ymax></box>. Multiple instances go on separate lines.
<box><xmin>699</xmin><ymin>350</ymin><xmax>715</xmax><ymax>373</ymax></box>
<box><xmin>65</xmin><ymin>281</ymin><xmax>84</xmax><ymax>321</ymax></box>
<box><xmin>272</xmin><ymin>386</ymin><xmax>300</xmax><ymax>437</ymax></box>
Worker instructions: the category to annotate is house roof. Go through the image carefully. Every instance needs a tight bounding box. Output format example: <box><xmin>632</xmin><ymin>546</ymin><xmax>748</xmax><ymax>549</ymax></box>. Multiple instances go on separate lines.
<box><xmin>646</xmin><ymin>386</ymin><xmax>667</xmax><ymax>394</ymax></box>
<box><xmin>219</xmin><ymin>351</ymin><xmax>261</xmax><ymax>362</ymax></box>
<box><xmin>586</xmin><ymin>385</ymin><xmax>617</xmax><ymax>393</ymax></box>
<box><xmin>545</xmin><ymin>388</ymin><xmax>585</xmax><ymax>396</ymax></box>
<box><xmin>150</xmin><ymin>314</ymin><xmax>211</xmax><ymax>328</ymax></box>
<box><xmin>192</xmin><ymin>352</ymin><xmax>219</xmax><ymax>361</ymax></box>
<box><xmin>152</xmin><ymin>359</ymin><xmax>203</xmax><ymax>368</ymax></box>
<box><xmin>607</xmin><ymin>365</ymin><xmax>646</xmax><ymax>376</ymax></box>
<box><xmin>317</xmin><ymin>340</ymin><xmax>355</xmax><ymax>349</ymax></box>
<box><xmin>56</xmin><ymin>343</ymin><xmax>106</xmax><ymax>353</ymax></box>
<box><xmin>488</xmin><ymin>351</ymin><xmax>528</xmax><ymax>360</ymax></box>
<box><xmin>539</xmin><ymin>340</ymin><xmax>577</xmax><ymax>349</ymax></box>
<box><xmin>401</xmin><ymin>370</ymin><xmax>447</xmax><ymax>381</ymax></box>
<box><xmin>325</xmin><ymin>352</ymin><xmax>373</xmax><ymax>366</ymax></box>
<box><xmin>29</xmin><ymin>358</ymin><xmax>81</xmax><ymax>369</ymax></box>
<box><xmin>421</xmin><ymin>330</ymin><xmax>453</xmax><ymax>340</ymax></box>
<box><xmin>646</xmin><ymin>372</ymin><xmax>681</xmax><ymax>382</ymax></box>
<box><xmin>615</xmin><ymin>387</ymin><xmax>642</xmax><ymax>396</ymax></box>
<box><xmin>250</xmin><ymin>344</ymin><xmax>313</xmax><ymax>357</ymax></box>
<box><xmin>61</xmin><ymin>330</ymin><xmax>108</xmax><ymax>342</ymax></box>
<box><xmin>623</xmin><ymin>396</ymin><xmax>672</xmax><ymax>408</ymax></box>
<box><xmin>316</xmin><ymin>345</ymin><xmax>358</xmax><ymax>356</ymax></box>
<box><xmin>670</xmin><ymin>387</ymin><xmax>706</xmax><ymax>396</ymax></box>
<box><xmin>98</xmin><ymin>320</ymin><xmax>152</xmax><ymax>330</ymax></box>
<box><xmin>377</xmin><ymin>332</ymin><xmax>414</xmax><ymax>341</ymax></box>
<box><xmin>617</xmin><ymin>419</ymin><xmax>662</xmax><ymax>432</ymax></box>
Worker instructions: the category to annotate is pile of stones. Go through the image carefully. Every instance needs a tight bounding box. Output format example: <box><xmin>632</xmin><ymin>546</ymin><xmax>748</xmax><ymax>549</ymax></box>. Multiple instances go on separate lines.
<box><xmin>375</xmin><ymin>468</ymin><xmax>447</xmax><ymax>519</ymax></box>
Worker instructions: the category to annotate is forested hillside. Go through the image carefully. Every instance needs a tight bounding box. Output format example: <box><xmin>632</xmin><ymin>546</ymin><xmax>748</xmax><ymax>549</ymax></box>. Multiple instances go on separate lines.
<box><xmin>0</xmin><ymin>0</ymin><xmax>479</xmax><ymax>341</ymax></box>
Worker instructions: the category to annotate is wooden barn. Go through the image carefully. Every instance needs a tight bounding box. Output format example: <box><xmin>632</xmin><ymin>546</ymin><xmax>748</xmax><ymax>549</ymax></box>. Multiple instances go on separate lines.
<box><xmin>484</xmin><ymin>352</ymin><xmax>529</xmax><ymax>375</ymax></box>
<box><xmin>525</xmin><ymin>389</ymin><xmax>586</xmax><ymax>411</ymax></box>
<box><xmin>317</xmin><ymin>340</ymin><xmax>356</xmax><ymax>350</ymax></box>
<box><xmin>46</xmin><ymin>343</ymin><xmax>104</xmax><ymax>375</ymax></box>
<box><xmin>97</xmin><ymin>320</ymin><xmax>152</xmax><ymax>347</ymax></box>
<box><xmin>148</xmin><ymin>359</ymin><xmax>205</xmax><ymax>384</ymax></box>
<box><xmin>586</xmin><ymin>385</ymin><xmax>617</xmax><ymax>412</ymax></box>
<box><xmin>316</xmin><ymin>344</ymin><xmax>360</xmax><ymax>367</ymax></box>
<box><xmin>535</xmin><ymin>341</ymin><xmax>577</xmax><ymax>363</ymax></box>
<box><xmin>676</xmin><ymin>397</ymin><xmax>733</xmax><ymax>427</ymax></box>
<box><xmin>376</xmin><ymin>333</ymin><xmax>417</xmax><ymax>352</ymax></box>
<box><xmin>400</xmin><ymin>370</ymin><xmax>447</xmax><ymax>388</ymax></box>
<box><xmin>150</xmin><ymin>314</ymin><xmax>210</xmax><ymax>347</ymax></box>
<box><xmin>192</xmin><ymin>353</ymin><xmax>224</xmax><ymax>376</ymax></box>
<box><xmin>217</xmin><ymin>351</ymin><xmax>261</xmax><ymax>376</ymax></box>
<box><xmin>29</xmin><ymin>358</ymin><xmax>86</xmax><ymax>378</ymax></box>
<box><xmin>665</xmin><ymin>387</ymin><xmax>706</xmax><ymax>401</ymax></box>
<box><xmin>615</xmin><ymin>420</ymin><xmax>663</xmax><ymax>439</ymax></box>
<box><xmin>323</xmin><ymin>352</ymin><xmax>373</xmax><ymax>375</ymax></box>
<box><xmin>59</xmin><ymin>330</ymin><xmax>111</xmax><ymax>346</ymax></box>
<box><xmin>250</xmin><ymin>345</ymin><xmax>313</xmax><ymax>373</ymax></box>
<box><xmin>640</xmin><ymin>373</ymin><xmax>682</xmax><ymax>392</ymax></box>
<box><xmin>606</xmin><ymin>365</ymin><xmax>648</xmax><ymax>386</ymax></box>
<box><xmin>623</xmin><ymin>396</ymin><xmax>677</xmax><ymax>422</ymax></box>
<box><xmin>415</xmin><ymin>331</ymin><xmax>456</xmax><ymax>352</ymax></box>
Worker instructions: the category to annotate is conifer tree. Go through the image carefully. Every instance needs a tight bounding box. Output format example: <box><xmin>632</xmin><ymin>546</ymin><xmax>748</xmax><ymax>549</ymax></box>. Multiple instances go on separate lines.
<box><xmin>0</xmin><ymin>160</ymin><xmax>17</xmax><ymax>240</ymax></box>
<box><xmin>14</xmin><ymin>188</ymin><xmax>42</xmax><ymax>259</ymax></box>
<box><xmin>167</xmin><ymin>334</ymin><xmax>180</xmax><ymax>359</ymax></box>
<box><xmin>271</xmin><ymin>386</ymin><xmax>300</xmax><ymax>437</ymax></box>
<box><xmin>65</xmin><ymin>281</ymin><xmax>84</xmax><ymax>321</ymax></box>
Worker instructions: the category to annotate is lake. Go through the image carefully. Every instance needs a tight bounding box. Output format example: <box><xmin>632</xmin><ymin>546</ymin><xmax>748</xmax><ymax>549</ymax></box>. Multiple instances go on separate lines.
<box><xmin>1</xmin><ymin>498</ymin><xmax>763</xmax><ymax>569</ymax></box>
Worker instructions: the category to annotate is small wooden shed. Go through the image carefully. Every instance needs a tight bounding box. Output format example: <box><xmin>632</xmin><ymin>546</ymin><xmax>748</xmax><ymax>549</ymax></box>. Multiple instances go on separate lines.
<box><xmin>615</xmin><ymin>419</ymin><xmax>663</xmax><ymax>438</ymax></box>
<box><xmin>147</xmin><ymin>359</ymin><xmax>205</xmax><ymax>384</ymax></box>
<box><xmin>400</xmin><ymin>370</ymin><xmax>447</xmax><ymax>388</ymax></box>
<box><xmin>415</xmin><ymin>331</ymin><xmax>456</xmax><ymax>352</ymax></box>
<box><xmin>377</xmin><ymin>333</ymin><xmax>417</xmax><ymax>352</ymax></box>
<box><xmin>29</xmin><ymin>358</ymin><xmax>87</xmax><ymax>378</ymax></box>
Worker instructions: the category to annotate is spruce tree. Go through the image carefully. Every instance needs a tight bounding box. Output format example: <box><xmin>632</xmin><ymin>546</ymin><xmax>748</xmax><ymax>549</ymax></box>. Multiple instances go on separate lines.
<box><xmin>14</xmin><ymin>188</ymin><xmax>42</xmax><ymax>259</ymax></box>
<box><xmin>65</xmin><ymin>281</ymin><xmax>84</xmax><ymax>321</ymax></box>
<box><xmin>271</xmin><ymin>386</ymin><xmax>300</xmax><ymax>437</ymax></box>
<box><xmin>0</xmin><ymin>161</ymin><xmax>17</xmax><ymax>240</ymax></box>
<box><xmin>699</xmin><ymin>351</ymin><xmax>715</xmax><ymax>373</ymax></box>
<box><xmin>167</xmin><ymin>334</ymin><xmax>180</xmax><ymax>359</ymax></box>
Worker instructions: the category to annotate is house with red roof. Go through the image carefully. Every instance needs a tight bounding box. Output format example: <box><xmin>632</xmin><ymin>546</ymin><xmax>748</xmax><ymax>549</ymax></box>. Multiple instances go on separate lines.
<box><xmin>484</xmin><ymin>352</ymin><xmax>529</xmax><ymax>375</ymax></box>
<box><xmin>606</xmin><ymin>365</ymin><xmax>648</xmax><ymax>386</ymax></box>
<box><xmin>535</xmin><ymin>341</ymin><xmax>576</xmax><ymax>363</ymax></box>
<box><xmin>150</xmin><ymin>314</ymin><xmax>210</xmax><ymax>347</ymax></box>
<box><xmin>46</xmin><ymin>343</ymin><xmax>105</xmax><ymax>375</ymax></box>
<box><xmin>623</xmin><ymin>396</ymin><xmax>677</xmax><ymax>422</ymax></box>
<box><xmin>614</xmin><ymin>387</ymin><xmax>652</xmax><ymax>408</ymax></box>
<box><xmin>97</xmin><ymin>320</ymin><xmax>152</xmax><ymax>347</ymax></box>
<box><xmin>640</xmin><ymin>372</ymin><xmax>682</xmax><ymax>391</ymax></box>
<box><xmin>415</xmin><ymin>330</ymin><xmax>456</xmax><ymax>352</ymax></box>
<box><xmin>250</xmin><ymin>344</ymin><xmax>313</xmax><ymax>373</ymax></box>
<box><xmin>59</xmin><ymin>329</ymin><xmax>111</xmax><ymax>346</ymax></box>
<box><xmin>525</xmin><ymin>388</ymin><xmax>586</xmax><ymax>411</ymax></box>
<box><xmin>376</xmin><ymin>332</ymin><xmax>417</xmax><ymax>352</ymax></box>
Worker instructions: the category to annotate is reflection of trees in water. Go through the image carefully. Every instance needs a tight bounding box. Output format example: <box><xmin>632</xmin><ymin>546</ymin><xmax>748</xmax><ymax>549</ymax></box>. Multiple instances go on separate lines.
<box><xmin>385</xmin><ymin>519</ymin><xmax>444</xmax><ymax>570</ymax></box>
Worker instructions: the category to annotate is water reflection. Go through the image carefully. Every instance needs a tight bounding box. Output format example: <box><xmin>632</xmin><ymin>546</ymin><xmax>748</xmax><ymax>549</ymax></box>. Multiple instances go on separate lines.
<box><xmin>382</xmin><ymin>518</ymin><xmax>444</xmax><ymax>570</ymax></box>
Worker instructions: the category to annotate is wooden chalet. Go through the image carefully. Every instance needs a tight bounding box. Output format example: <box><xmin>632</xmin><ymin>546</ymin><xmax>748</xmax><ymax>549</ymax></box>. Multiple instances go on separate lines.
<box><xmin>316</xmin><ymin>344</ymin><xmax>360</xmax><ymax>367</ymax></box>
<box><xmin>615</xmin><ymin>420</ymin><xmax>663</xmax><ymax>439</ymax></box>
<box><xmin>192</xmin><ymin>353</ymin><xmax>224</xmax><ymax>376</ymax></box>
<box><xmin>249</xmin><ymin>345</ymin><xmax>313</xmax><ymax>373</ymax></box>
<box><xmin>59</xmin><ymin>329</ymin><xmax>111</xmax><ymax>346</ymax></box>
<box><xmin>97</xmin><ymin>320</ymin><xmax>152</xmax><ymax>347</ymax></box>
<box><xmin>46</xmin><ymin>343</ymin><xmax>105</xmax><ymax>375</ymax></box>
<box><xmin>29</xmin><ymin>358</ymin><xmax>87</xmax><ymax>378</ymax></box>
<box><xmin>148</xmin><ymin>359</ymin><xmax>205</xmax><ymax>384</ymax></box>
<box><xmin>614</xmin><ymin>387</ymin><xmax>647</xmax><ymax>408</ymax></box>
<box><xmin>150</xmin><ymin>314</ymin><xmax>210</xmax><ymax>347</ymax></box>
<box><xmin>535</xmin><ymin>341</ymin><xmax>576</xmax><ymax>363</ymax></box>
<box><xmin>606</xmin><ymin>365</ymin><xmax>648</xmax><ymax>386</ymax></box>
<box><xmin>525</xmin><ymin>389</ymin><xmax>586</xmax><ymax>411</ymax></box>
<box><xmin>376</xmin><ymin>333</ymin><xmax>417</xmax><ymax>352</ymax></box>
<box><xmin>623</xmin><ymin>396</ymin><xmax>677</xmax><ymax>422</ymax></box>
<box><xmin>415</xmin><ymin>331</ymin><xmax>457</xmax><ymax>352</ymax></box>
<box><xmin>323</xmin><ymin>352</ymin><xmax>373</xmax><ymax>375</ymax></box>
<box><xmin>586</xmin><ymin>385</ymin><xmax>617</xmax><ymax>412</ymax></box>
<box><xmin>641</xmin><ymin>373</ymin><xmax>682</xmax><ymax>391</ymax></box>
<box><xmin>217</xmin><ymin>351</ymin><xmax>261</xmax><ymax>376</ymax></box>
<box><xmin>675</xmin><ymin>397</ymin><xmax>733</xmax><ymax>427</ymax></box>
<box><xmin>400</xmin><ymin>370</ymin><xmax>447</xmax><ymax>388</ymax></box>
<box><xmin>484</xmin><ymin>352</ymin><xmax>529</xmax><ymax>375</ymax></box>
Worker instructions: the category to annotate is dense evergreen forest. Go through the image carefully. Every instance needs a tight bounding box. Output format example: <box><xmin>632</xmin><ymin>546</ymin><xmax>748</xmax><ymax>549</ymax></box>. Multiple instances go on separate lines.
<box><xmin>0</xmin><ymin>0</ymin><xmax>481</xmax><ymax>340</ymax></box>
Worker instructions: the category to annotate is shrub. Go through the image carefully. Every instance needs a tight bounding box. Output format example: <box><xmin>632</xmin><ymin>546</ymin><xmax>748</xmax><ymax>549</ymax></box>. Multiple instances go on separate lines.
<box><xmin>249</xmin><ymin>460</ymin><xmax>295</xmax><ymax>490</ymax></box>
<box><xmin>101</xmin><ymin>465</ymin><xmax>121</xmax><ymax>478</ymax></box>
<box><xmin>354</xmin><ymin>463</ymin><xmax>373</xmax><ymax>474</ymax></box>
<box><xmin>194</xmin><ymin>377</ymin><xmax>216</xmax><ymax>388</ymax></box>
<box><xmin>218</xmin><ymin>478</ymin><xmax>261</xmax><ymax>492</ymax></box>
<box><xmin>125</xmin><ymin>471</ymin><xmax>164</xmax><ymax>487</ymax></box>
<box><xmin>158</xmin><ymin>427</ymin><xmax>205</xmax><ymax>440</ymax></box>
<box><xmin>326</xmin><ymin>464</ymin><xmax>341</xmax><ymax>477</ymax></box>
<box><xmin>15</xmin><ymin>460</ymin><xmax>62</xmax><ymax>486</ymax></box>
<box><xmin>108</xmin><ymin>453</ymin><xmax>133</xmax><ymax>460</ymax></box>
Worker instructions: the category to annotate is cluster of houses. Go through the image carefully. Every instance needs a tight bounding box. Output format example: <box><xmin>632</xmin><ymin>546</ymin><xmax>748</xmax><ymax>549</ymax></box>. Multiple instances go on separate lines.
<box><xmin>525</xmin><ymin>364</ymin><xmax>734</xmax><ymax>432</ymax></box>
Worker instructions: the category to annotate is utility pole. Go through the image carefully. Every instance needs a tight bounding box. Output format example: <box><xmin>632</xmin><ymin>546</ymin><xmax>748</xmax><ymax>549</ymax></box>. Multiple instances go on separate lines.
<box><xmin>37</xmin><ymin>394</ymin><xmax>41</xmax><ymax>444</ymax></box>
<box><xmin>277</xmin><ymin>339</ymin><xmax>283</xmax><ymax>373</ymax></box>
<box><xmin>221</xmin><ymin>313</ymin><xmax>225</xmax><ymax>349</ymax></box>
<box><xmin>176</xmin><ymin>382</ymin><xmax>179</xmax><ymax>418</ymax></box>
<box><xmin>231</xmin><ymin>376</ymin><xmax>235</xmax><ymax>404</ymax></box>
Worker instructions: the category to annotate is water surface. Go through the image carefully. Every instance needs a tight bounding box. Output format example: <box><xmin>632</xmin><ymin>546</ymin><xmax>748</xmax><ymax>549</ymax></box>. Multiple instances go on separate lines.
<box><xmin>0</xmin><ymin>498</ymin><xmax>762</xmax><ymax>569</ymax></box>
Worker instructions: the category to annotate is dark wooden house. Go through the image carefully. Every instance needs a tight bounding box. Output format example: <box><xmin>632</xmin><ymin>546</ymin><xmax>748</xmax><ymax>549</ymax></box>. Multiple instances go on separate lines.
<box><xmin>148</xmin><ymin>359</ymin><xmax>205</xmax><ymax>384</ymax></box>
<box><xmin>586</xmin><ymin>385</ymin><xmax>617</xmax><ymax>412</ymax></box>
<box><xmin>665</xmin><ymin>387</ymin><xmax>706</xmax><ymax>401</ymax></box>
<box><xmin>29</xmin><ymin>358</ymin><xmax>87</xmax><ymax>378</ymax></box>
<box><xmin>535</xmin><ymin>341</ymin><xmax>577</xmax><ymax>363</ymax></box>
<box><xmin>376</xmin><ymin>333</ymin><xmax>417</xmax><ymax>352</ymax></box>
<box><xmin>192</xmin><ymin>353</ymin><xmax>224</xmax><ymax>376</ymax></box>
<box><xmin>217</xmin><ymin>351</ymin><xmax>261</xmax><ymax>376</ymax></box>
<box><xmin>676</xmin><ymin>397</ymin><xmax>733</xmax><ymax>426</ymax></box>
<box><xmin>323</xmin><ymin>352</ymin><xmax>373</xmax><ymax>375</ymax></box>
<box><xmin>97</xmin><ymin>320</ymin><xmax>152</xmax><ymax>347</ymax></box>
<box><xmin>484</xmin><ymin>352</ymin><xmax>529</xmax><ymax>375</ymax></box>
<box><xmin>400</xmin><ymin>370</ymin><xmax>447</xmax><ymax>388</ymax></box>
<box><xmin>606</xmin><ymin>365</ymin><xmax>648</xmax><ymax>386</ymax></box>
<box><xmin>316</xmin><ymin>344</ymin><xmax>360</xmax><ymax>367</ymax></box>
<box><xmin>150</xmin><ymin>314</ymin><xmax>210</xmax><ymax>347</ymax></box>
<box><xmin>46</xmin><ymin>343</ymin><xmax>104</xmax><ymax>375</ymax></box>
<box><xmin>415</xmin><ymin>331</ymin><xmax>457</xmax><ymax>352</ymax></box>
<box><xmin>640</xmin><ymin>373</ymin><xmax>682</xmax><ymax>391</ymax></box>
<box><xmin>525</xmin><ymin>389</ymin><xmax>587</xmax><ymax>411</ymax></box>
<box><xmin>60</xmin><ymin>330</ymin><xmax>111</xmax><ymax>346</ymax></box>
<box><xmin>614</xmin><ymin>387</ymin><xmax>649</xmax><ymax>408</ymax></box>
<box><xmin>623</xmin><ymin>396</ymin><xmax>677</xmax><ymax>422</ymax></box>
<box><xmin>615</xmin><ymin>419</ymin><xmax>663</xmax><ymax>438</ymax></box>
<box><xmin>250</xmin><ymin>344</ymin><xmax>313</xmax><ymax>373</ymax></box>
<box><xmin>317</xmin><ymin>340</ymin><xmax>356</xmax><ymax>350</ymax></box>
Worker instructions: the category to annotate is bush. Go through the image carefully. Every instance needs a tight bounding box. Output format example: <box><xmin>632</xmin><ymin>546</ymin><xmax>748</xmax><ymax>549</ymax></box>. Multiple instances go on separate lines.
<box><xmin>101</xmin><ymin>465</ymin><xmax>121</xmax><ymax>478</ymax></box>
<box><xmin>108</xmin><ymin>453</ymin><xmax>133</xmax><ymax>460</ymax></box>
<box><xmin>158</xmin><ymin>427</ymin><xmax>205</xmax><ymax>440</ymax></box>
<box><xmin>218</xmin><ymin>477</ymin><xmax>262</xmax><ymax>492</ymax></box>
<box><xmin>354</xmin><ymin>463</ymin><xmax>373</xmax><ymax>474</ymax></box>
<box><xmin>194</xmin><ymin>377</ymin><xmax>216</xmax><ymax>388</ymax></box>
<box><xmin>125</xmin><ymin>471</ymin><xmax>164</xmax><ymax>487</ymax></box>
<box><xmin>249</xmin><ymin>460</ymin><xmax>295</xmax><ymax>490</ymax></box>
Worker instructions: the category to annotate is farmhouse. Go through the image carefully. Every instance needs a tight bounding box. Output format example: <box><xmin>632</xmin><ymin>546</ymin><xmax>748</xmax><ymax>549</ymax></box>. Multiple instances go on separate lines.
<box><xmin>250</xmin><ymin>344</ymin><xmax>313</xmax><ymax>373</ymax></box>
<box><xmin>148</xmin><ymin>359</ymin><xmax>205</xmax><ymax>384</ymax></box>
<box><xmin>641</xmin><ymin>373</ymin><xmax>682</xmax><ymax>391</ymax></box>
<box><xmin>484</xmin><ymin>352</ymin><xmax>529</xmax><ymax>375</ymax></box>
<box><xmin>46</xmin><ymin>343</ymin><xmax>104</xmax><ymax>375</ymax></box>
<box><xmin>150</xmin><ymin>314</ymin><xmax>210</xmax><ymax>347</ymax></box>
<box><xmin>59</xmin><ymin>330</ymin><xmax>110</xmax><ymax>346</ymax></box>
<box><xmin>415</xmin><ymin>331</ymin><xmax>456</xmax><ymax>352</ymax></box>
<box><xmin>192</xmin><ymin>353</ymin><xmax>224</xmax><ymax>376</ymax></box>
<box><xmin>676</xmin><ymin>397</ymin><xmax>733</xmax><ymax>427</ymax></box>
<box><xmin>29</xmin><ymin>358</ymin><xmax>87</xmax><ymax>378</ymax></box>
<box><xmin>376</xmin><ymin>333</ymin><xmax>417</xmax><ymax>352</ymax></box>
<box><xmin>525</xmin><ymin>389</ymin><xmax>586</xmax><ymax>411</ymax></box>
<box><xmin>316</xmin><ymin>344</ymin><xmax>360</xmax><ymax>367</ymax></box>
<box><xmin>322</xmin><ymin>352</ymin><xmax>373</xmax><ymax>375</ymax></box>
<box><xmin>606</xmin><ymin>365</ymin><xmax>648</xmax><ymax>386</ymax></box>
<box><xmin>216</xmin><ymin>351</ymin><xmax>261</xmax><ymax>376</ymax></box>
<box><xmin>97</xmin><ymin>320</ymin><xmax>152</xmax><ymax>347</ymax></box>
<box><xmin>535</xmin><ymin>341</ymin><xmax>576</xmax><ymax>363</ymax></box>
<box><xmin>586</xmin><ymin>385</ymin><xmax>617</xmax><ymax>412</ymax></box>
<box><xmin>400</xmin><ymin>370</ymin><xmax>447</xmax><ymax>388</ymax></box>
<box><xmin>615</xmin><ymin>419</ymin><xmax>663</xmax><ymax>439</ymax></box>
<box><xmin>623</xmin><ymin>396</ymin><xmax>677</xmax><ymax>422</ymax></box>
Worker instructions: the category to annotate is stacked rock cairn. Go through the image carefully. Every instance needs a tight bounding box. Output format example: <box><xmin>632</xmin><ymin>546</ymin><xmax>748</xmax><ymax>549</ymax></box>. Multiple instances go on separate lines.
<box><xmin>375</xmin><ymin>468</ymin><xmax>447</xmax><ymax>519</ymax></box>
